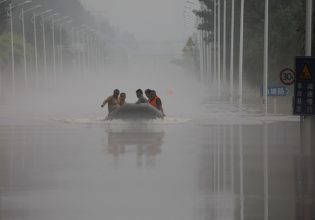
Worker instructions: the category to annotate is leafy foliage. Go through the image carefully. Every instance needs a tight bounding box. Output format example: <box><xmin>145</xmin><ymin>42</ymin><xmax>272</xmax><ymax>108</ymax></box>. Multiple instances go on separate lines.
<box><xmin>0</xmin><ymin>0</ymin><xmax>10</xmax><ymax>34</ymax></box>
<box><xmin>0</xmin><ymin>32</ymin><xmax>34</xmax><ymax>70</ymax></box>
<box><xmin>195</xmin><ymin>0</ymin><xmax>308</xmax><ymax>86</ymax></box>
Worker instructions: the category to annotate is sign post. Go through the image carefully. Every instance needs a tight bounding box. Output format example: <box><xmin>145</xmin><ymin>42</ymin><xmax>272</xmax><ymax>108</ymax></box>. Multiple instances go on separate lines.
<box><xmin>294</xmin><ymin>57</ymin><xmax>315</xmax><ymax>150</ymax></box>
<box><xmin>299</xmin><ymin>0</ymin><xmax>315</xmax><ymax>152</ymax></box>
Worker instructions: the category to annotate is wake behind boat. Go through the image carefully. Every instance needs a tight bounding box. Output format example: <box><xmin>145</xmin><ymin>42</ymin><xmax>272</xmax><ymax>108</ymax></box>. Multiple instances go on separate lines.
<box><xmin>106</xmin><ymin>103</ymin><xmax>164</xmax><ymax>120</ymax></box>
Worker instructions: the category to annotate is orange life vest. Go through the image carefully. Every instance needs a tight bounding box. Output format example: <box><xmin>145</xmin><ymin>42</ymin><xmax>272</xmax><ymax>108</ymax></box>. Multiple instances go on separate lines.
<box><xmin>149</xmin><ymin>96</ymin><xmax>160</xmax><ymax>109</ymax></box>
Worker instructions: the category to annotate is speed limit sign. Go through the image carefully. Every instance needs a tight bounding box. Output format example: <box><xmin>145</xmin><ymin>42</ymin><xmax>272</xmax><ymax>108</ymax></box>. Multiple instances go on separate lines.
<box><xmin>280</xmin><ymin>68</ymin><xmax>295</xmax><ymax>85</ymax></box>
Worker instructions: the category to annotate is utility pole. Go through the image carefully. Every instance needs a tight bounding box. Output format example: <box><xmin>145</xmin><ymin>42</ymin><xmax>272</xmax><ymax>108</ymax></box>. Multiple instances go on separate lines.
<box><xmin>58</xmin><ymin>20</ymin><xmax>72</xmax><ymax>75</ymax></box>
<box><xmin>9</xmin><ymin>3</ymin><xmax>15</xmax><ymax>96</ymax></box>
<box><xmin>239</xmin><ymin>0</ymin><xmax>245</xmax><ymax>108</ymax></box>
<box><xmin>302</xmin><ymin>0</ymin><xmax>315</xmax><ymax>150</ymax></box>
<box><xmin>32</xmin><ymin>10</ymin><xmax>52</xmax><ymax>88</ymax></box>
<box><xmin>40</xmin><ymin>16</ymin><xmax>48</xmax><ymax>81</ymax></box>
<box><xmin>230</xmin><ymin>0</ymin><xmax>235</xmax><ymax>103</ymax></box>
<box><xmin>21</xmin><ymin>8</ymin><xmax>27</xmax><ymax>89</ymax></box>
<box><xmin>33</xmin><ymin>12</ymin><xmax>39</xmax><ymax>87</ymax></box>
<box><xmin>209</xmin><ymin>33</ymin><xmax>212</xmax><ymax>84</ymax></box>
<box><xmin>217</xmin><ymin>0</ymin><xmax>221</xmax><ymax>99</ymax></box>
<box><xmin>214</xmin><ymin>0</ymin><xmax>217</xmax><ymax>89</ymax></box>
<box><xmin>263</xmin><ymin>0</ymin><xmax>269</xmax><ymax>114</ymax></box>
<box><xmin>204</xmin><ymin>30</ymin><xmax>208</xmax><ymax>81</ymax></box>
<box><xmin>21</xmin><ymin>5</ymin><xmax>41</xmax><ymax>90</ymax></box>
<box><xmin>51</xmin><ymin>19</ymin><xmax>56</xmax><ymax>80</ymax></box>
<box><xmin>199</xmin><ymin>29</ymin><xmax>204</xmax><ymax>81</ymax></box>
<box><xmin>41</xmin><ymin>13</ymin><xmax>58</xmax><ymax>82</ymax></box>
<box><xmin>223</xmin><ymin>0</ymin><xmax>227</xmax><ymax>93</ymax></box>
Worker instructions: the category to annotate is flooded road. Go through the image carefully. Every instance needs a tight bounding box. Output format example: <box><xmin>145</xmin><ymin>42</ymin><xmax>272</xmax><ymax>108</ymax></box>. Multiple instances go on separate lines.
<box><xmin>0</xmin><ymin>103</ymin><xmax>312</xmax><ymax>220</ymax></box>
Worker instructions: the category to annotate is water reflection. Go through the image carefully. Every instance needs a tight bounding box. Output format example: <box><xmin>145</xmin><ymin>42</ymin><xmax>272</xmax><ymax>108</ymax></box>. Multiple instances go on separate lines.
<box><xmin>295</xmin><ymin>130</ymin><xmax>315</xmax><ymax>220</ymax></box>
<box><xmin>198</xmin><ymin>122</ymin><xmax>311</xmax><ymax>220</ymax></box>
<box><xmin>0</xmin><ymin>120</ymin><xmax>313</xmax><ymax>220</ymax></box>
<box><xmin>105</xmin><ymin>125</ymin><xmax>164</xmax><ymax>167</ymax></box>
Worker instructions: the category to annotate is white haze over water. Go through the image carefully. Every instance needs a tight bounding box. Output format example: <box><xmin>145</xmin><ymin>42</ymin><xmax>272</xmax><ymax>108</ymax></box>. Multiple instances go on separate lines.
<box><xmin>0</xmin><ymin>52</ymin><xmax>211</xmax><ymax>125</ymax></box>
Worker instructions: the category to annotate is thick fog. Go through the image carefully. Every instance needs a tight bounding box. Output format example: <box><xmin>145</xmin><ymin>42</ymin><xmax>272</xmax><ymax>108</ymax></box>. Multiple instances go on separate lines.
<box><xmin>83</xmin><ymin>0</ymin><xmax>194</xmax><ymax>42</ymax></box>
<box><xmin>0</xmin><ymin>1</ymin><xmax>314</xmax><ymax>220</ymax></box>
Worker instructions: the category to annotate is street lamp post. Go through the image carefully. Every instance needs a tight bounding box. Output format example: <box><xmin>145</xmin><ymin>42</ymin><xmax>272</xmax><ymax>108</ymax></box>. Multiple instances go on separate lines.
<box><xmin>8</xmin><ymin>3</ymin><xmax>15</xmax><ymax>95</ymax></box>
<box><xmin>82</xmin><ymin>28</ymin><xmax>95</xmax><ymax>75</ymax></box>
<box><xmin>214</xmin><ymin>0</ymin><xmax>217</xmax><ymax>87</ymax></box>
<box><xmin>239</xmin><ymin>0</ymin><xmax>245</xmax><ymax>108</ymax></box>
<box><xmin>217</xmin><ymin>0</ymin><xmax>221</xmax><ymax>99</ymax></box>
<box><xmin>20</xmin><ymin>5</ymin><xmax>41</xmax><ymax>90</ymax></box>
<box><xmin>32</xmin><ymin>9</ymin><xmax>52</xmax><ymax>87</ymax></box>
<box><xmin>263</xmin><ymin>0</ymin><xmax>269</xmax><ymax>114</ymax></box>
<box><xmin>50</xmin><ymin>16</ymin><xmax>68</xmax><ymax>81</ymax></box>
<box><xmin>51</xmin><ymin>19</ymin><xmax>56</xmax><ymax>80</ymax></box>
<box><xmin>72</xmin><ymin>25</ymin><xmax>87</xmax><ymax>75</ymax></box>
<box><xmin>223</xmin><ymin>0</ymin><xmax>227</xmax><ymax>92</ymax></box>
<box><xmin>58</xmin><ymin>20</ymin><xmax>72</xmax><ymax>75</ymax></box>
<box><xmin>85</xmin><ymin>29</ymin><xmax>96</xmax><ymax>73</ymax></box>
<box><xmin>8</xmin><ymin>0</ymin><xmax>32</xmax><ymax>96</ymax></box>
<box><xmin>302</xmin><ymin>0</ymin><xmax>315</xmax><ymax>150</ymax></box>
<box><xmin>40</xmin><ymin>12</ymin><xmax>59</xmax><ymax>82</ymax></box>
<box><xmin>76</xmin><ymin>26</ymin><xmax>92</xmax><ymax>76</ymax></box>
<box><xmin>77</xmin><ymin>28</ymin><xmax>85</xmax><ymax>75</ymax></box>
<box><xmin>0</xmin><ymin>0</ymin><xmax>8</xmax><ymax>97</ymax></box>
<box><xmin>40</xmin><ymin>16</ymin><xmax>47</xmax><ymax>81</ymax></box>
<box><xmin>230</xmin><ymin>0</ymin><xmax>235</xmax><ymax>102</ymax></box>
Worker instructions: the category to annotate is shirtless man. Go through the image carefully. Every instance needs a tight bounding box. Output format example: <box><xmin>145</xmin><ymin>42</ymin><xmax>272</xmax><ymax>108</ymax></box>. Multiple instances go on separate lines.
<box><xmin>119</xmin><ymin>93</ymin><xmax>126</xmax><ymax>106</ymax></box>
<box><xmin>101</xmin><ymin>89</ymin><xmax>120</xmax><ymax>113</ymax></box>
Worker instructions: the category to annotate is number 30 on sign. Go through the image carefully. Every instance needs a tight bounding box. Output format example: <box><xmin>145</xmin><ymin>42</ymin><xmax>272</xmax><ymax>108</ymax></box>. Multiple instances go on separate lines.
<box><xmin>280</xmin><ymin>68</ymin><xmax>295</xmax><ymax>85</ymax></box>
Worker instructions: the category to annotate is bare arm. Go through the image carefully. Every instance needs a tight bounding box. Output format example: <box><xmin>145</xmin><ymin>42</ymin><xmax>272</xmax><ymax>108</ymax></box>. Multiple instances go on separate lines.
<box><xmin>101</xmin><ymin>97</ymin><xmax>110</xmax><ymax>108</ymax></box>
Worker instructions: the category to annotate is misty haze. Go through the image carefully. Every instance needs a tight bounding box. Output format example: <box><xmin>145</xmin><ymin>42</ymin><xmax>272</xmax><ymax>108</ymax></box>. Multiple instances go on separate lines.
<box><xmin>0</xmin><ymin>0</ymin><xmax>314</xmax><ymax>219</ymax></box>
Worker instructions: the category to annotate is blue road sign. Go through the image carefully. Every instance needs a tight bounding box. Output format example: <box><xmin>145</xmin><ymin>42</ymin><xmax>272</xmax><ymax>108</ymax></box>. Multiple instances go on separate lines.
<box><xmin>293</xmin><ymin>57</ymin><xmax>315</xmax><ymax>116</ymax></box>
<box><xmin>261</xmin><ymin>86</ymin><xmax>289</xmax><ymax>97</ymax></box>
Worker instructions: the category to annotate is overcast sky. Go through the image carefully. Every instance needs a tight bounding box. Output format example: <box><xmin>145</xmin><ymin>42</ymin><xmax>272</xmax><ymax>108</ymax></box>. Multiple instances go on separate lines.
<box><xmin>81</xmin><ymin>0</ymin><xmax>199</xmax><ymax>43</ymax></box>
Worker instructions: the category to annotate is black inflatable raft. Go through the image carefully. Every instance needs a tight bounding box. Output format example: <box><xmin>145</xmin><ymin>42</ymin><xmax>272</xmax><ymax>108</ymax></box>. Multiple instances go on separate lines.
<box><xmin>106</xmin><ymin>103</ymin><xmax>164</xmax><ymax>120</ymax></box>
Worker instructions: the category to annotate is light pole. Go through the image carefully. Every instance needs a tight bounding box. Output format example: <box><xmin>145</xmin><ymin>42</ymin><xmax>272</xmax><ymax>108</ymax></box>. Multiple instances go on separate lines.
<box><xmin>214</xmin><ymin>0</ymin><xmax>217</xmax><ymax>88</ymax></box>
<box><xmin>217</xmin><ymin>0</ymin><xmax>221</xmax><ymax>99</ymax></box>
<box><xmin>20</xmin><ymin>5</ymin><xmax>41</xmax><ymax>90</ymax></box>
<box><xmin>0</xmin><ymin>0</ymin><xmax>8</xmax><ymax>96</ymax></box>
<box><xmin>85</xmin><ymin>29</ymin><xmax>96</xmax><ymax>73</ymax></box>
<box><xmin>239</xmin><ymin>0</ymin><xmax>245</xmax><ymax>108</ymax></box>
<box><xmin>32</xmin><ymin>9</ymin><xmax>52</xmax><ymax>87</ymax></box>
<box><xmin>302</xmin><ymin>0</ymin><xmax>315</xmax><ymax>150</ymax></box>
<box><xmin>81</xmin><ymin>27</ymin><xmax>95</xmax><ymax>75</ymax></box>
<box><xmin>263</xmin><ymin>0</ymin><xmax>269</xmax><ymax>114</ymax></box>
<box><xmin>230</xmin><ymin>0</ymin><xmax>235</xmax><ymax>103</ymax></box>
<box><xmin>223</xmin><ymin>0</ymin><xmax>226</xmax><ymax>92</ymax></box>
<box><xmin>50</xmin><ymin>16</ymin><xmax>68</xmax><ymax>81</ymax></box>
<box><xmin>58</xmin><ymin>19</ymin><xmax>72</xmax><ymax>75</ymax></box>
<box><xmin>8</xmin><ymin>0</ymin><xmax>32</xmax><ymax>96</ymax></box>
<box><xmin>77</xmin><ymin>26</ymin><xmax>91</xmax><ymax>76</ymax></box>
<box><xmin>71</xmin><ymin>25</ymin><xmax>86</xmax><ymax>74</ymax></box>
<box><xmin>40</xmin><ymin>12</ymin><xmax>59</xmax><ymax>82</ymax></box>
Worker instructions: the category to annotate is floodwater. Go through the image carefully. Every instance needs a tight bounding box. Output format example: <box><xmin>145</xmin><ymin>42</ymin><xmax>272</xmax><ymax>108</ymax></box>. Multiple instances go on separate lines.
<box><xmin>0</xmin><ymin>100</ymin><xmax>313</xmax><ymax>220</ymax></box>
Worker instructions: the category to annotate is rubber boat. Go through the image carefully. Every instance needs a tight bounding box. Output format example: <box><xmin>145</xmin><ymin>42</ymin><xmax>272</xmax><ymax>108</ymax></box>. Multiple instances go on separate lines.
<box><xmin>106</xmin><ymin>103</ymin><xmax>164</xmax><ymax>120</ymax></box>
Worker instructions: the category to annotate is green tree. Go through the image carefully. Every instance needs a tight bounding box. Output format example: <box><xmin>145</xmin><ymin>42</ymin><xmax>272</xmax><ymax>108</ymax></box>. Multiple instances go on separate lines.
<box><xmin>195</xmin><ymin>0</ymin><xmax>306</xmax><ymax>86</ymax></box>
<box><xmin>0</xmin><ymin>32</ymin><xmax>34</xmax><ymax>70</ymax></box>
<box><xmin>0</xmin><ymin>0</ymin><xmax>10</xmax><ymax>34</ymax></box>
